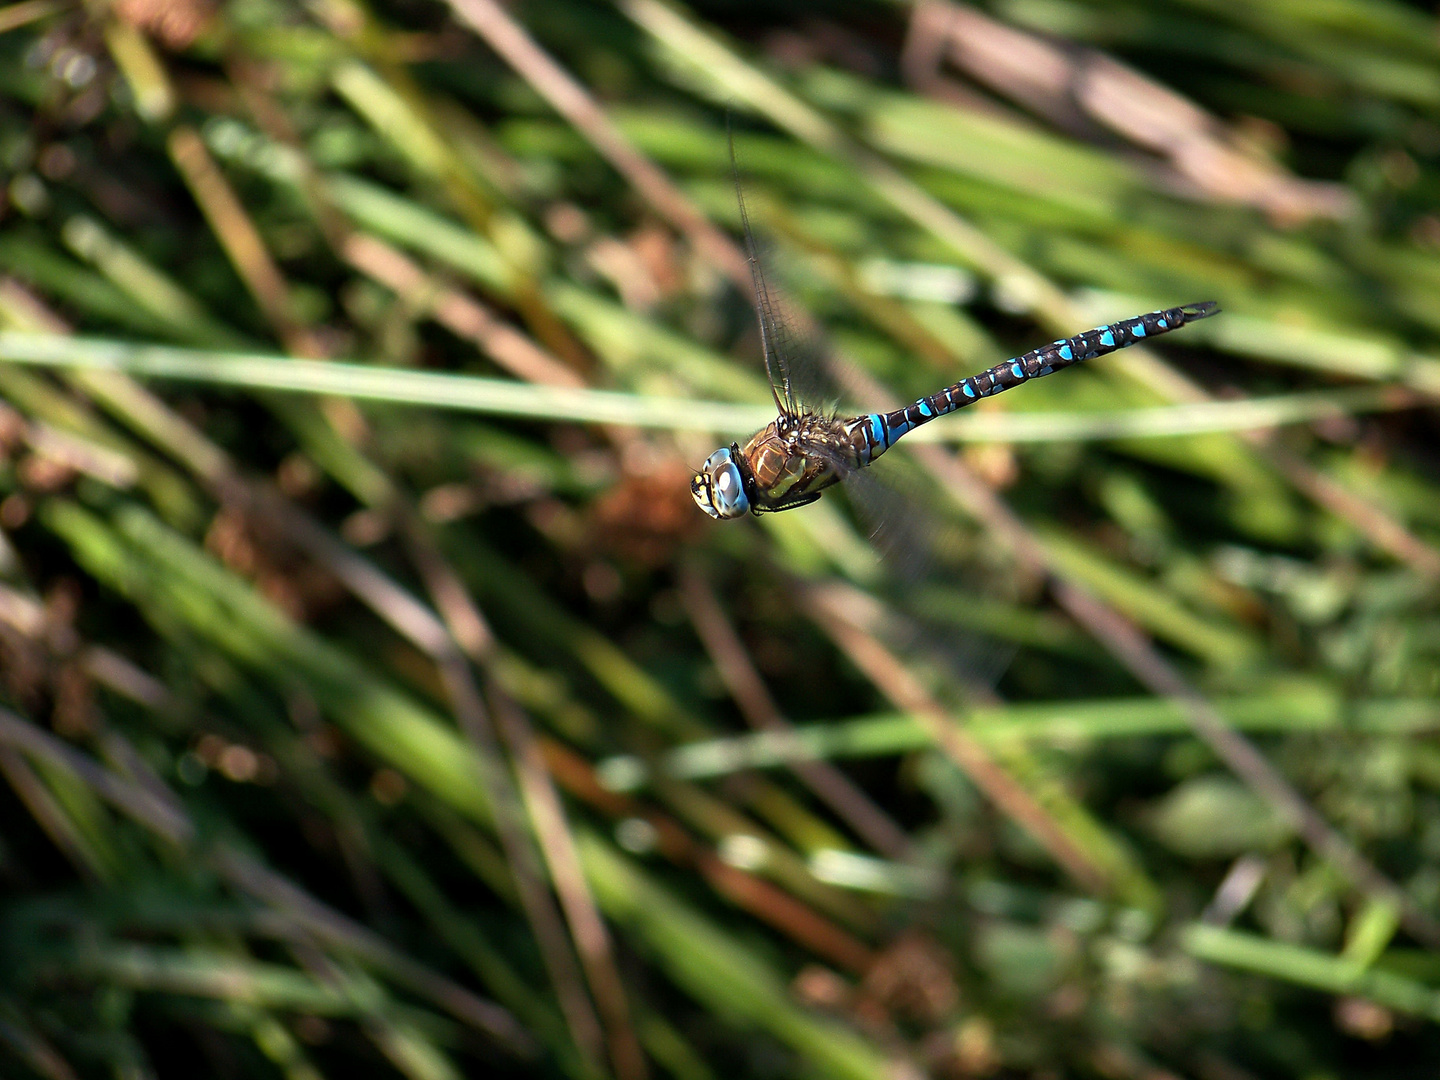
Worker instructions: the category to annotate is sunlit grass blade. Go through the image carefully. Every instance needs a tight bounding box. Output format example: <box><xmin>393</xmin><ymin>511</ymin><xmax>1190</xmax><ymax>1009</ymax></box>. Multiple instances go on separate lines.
<box><xmin>1182</xmin><ymin>924</ymin><xmax>1440</xmax><ymax>1022</ymax></box>
<box><xmin>0</xmin><ymin>333</ymin><xmax>1416</xmax><ymax>440</ymax></box>
<box><xmin>0</xmin><ymin>332</ymin><xmax>772</xmax><ymax>432</ymax></box>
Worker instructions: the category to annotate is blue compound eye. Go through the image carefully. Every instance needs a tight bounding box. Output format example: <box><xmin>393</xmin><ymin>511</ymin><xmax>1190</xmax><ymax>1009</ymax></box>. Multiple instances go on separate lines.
<box><xmin>691</xmin><ymin>448</ymin><xmax>750</xmax><ymax>519</ymax></box>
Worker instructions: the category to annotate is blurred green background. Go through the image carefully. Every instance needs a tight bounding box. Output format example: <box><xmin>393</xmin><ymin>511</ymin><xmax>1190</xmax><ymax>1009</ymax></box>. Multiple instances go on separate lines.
<box><xmin>2</xmin><ymin>0</ymin><xmax>1440</xmax><ymax>1076</ymax></box>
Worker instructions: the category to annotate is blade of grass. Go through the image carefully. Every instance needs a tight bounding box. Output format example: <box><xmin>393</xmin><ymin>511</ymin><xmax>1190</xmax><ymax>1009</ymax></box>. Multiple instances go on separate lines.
<box><xmin>678</xmin><ymin>560</ymin><xmax>912</xmax><ymax>859</ymax></box>
<box><xmin>1182</xmin><ymin>923</ymin><xmax>1440</xmax><ymax>1022</ymax></box>
<box><xmin>0</xmin><ymin>333</ymin><xmax>1418</xmax><ymax>439</ymax></box>
<box><xmin>578</xmin><ymin>831</ymin><xmax>895</xmax><ymax>1080</ymax></box>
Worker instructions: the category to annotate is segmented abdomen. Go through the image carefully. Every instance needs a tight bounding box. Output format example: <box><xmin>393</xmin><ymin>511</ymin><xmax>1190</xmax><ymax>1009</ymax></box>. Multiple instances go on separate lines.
<box><xmin>850</xmin><ymin>301</ymin><xmax>1218</xmax><ymax>463</ymax></box>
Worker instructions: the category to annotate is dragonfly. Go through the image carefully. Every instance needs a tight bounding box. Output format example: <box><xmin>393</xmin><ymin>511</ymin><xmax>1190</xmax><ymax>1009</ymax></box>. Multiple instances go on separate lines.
<box><xmin>690</xmin><ymin>172</ymin><xmax>1219</xmax><ymax>519</ymax></box>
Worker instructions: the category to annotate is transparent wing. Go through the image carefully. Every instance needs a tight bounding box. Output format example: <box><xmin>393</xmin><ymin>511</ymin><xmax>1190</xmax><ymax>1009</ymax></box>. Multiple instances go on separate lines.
<box><xmin>728</xmin><ymin>126</ymin><xmax>1026</xmax><ymax>698</ymax></box>
<box><xmin>839</xmin><ymin>464</ymin><xmax>935</xmax><ymax>583</ymax></box>
<box><xmin>731</xmin><ymin>131</ymin><xmax>799</xmax><ymax>420</ymax></box>
<box><xmin>840</xmin><ymin>460</ymin><xmax>1019</xmax><ymax>699</ymax></box>
<box><xmin>732</xmin><ymin>132</ymin><xmax>862</xmax><ymax>426</ymax></box>
<box><xmin>729</xmin><ymin>122</ymin><xmax>852</xmax><ymax>427</ymax></box>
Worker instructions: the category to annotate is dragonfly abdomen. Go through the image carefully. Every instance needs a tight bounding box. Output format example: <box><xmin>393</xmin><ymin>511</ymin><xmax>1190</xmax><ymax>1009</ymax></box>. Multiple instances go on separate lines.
<box><xmin>852</xmin><ymin>301</ymin><xmax>1218</xmax><ymax>464</ymax></box>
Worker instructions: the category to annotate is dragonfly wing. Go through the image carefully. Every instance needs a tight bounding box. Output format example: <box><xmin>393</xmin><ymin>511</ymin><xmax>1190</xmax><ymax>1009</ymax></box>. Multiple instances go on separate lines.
<box><xmin>839</xmin><ymin>462</ymin><xmax>935</xmax><ymax>583</ymax></box>
<box><xmin>731</xmin><ymin>134</ymin><xmax>799</xmax><ymax>419</ymax></box>
<box><xmin>840</xmin><ymin>462</ymin><xmax>1018</xmax><ymax>697</ymax></box>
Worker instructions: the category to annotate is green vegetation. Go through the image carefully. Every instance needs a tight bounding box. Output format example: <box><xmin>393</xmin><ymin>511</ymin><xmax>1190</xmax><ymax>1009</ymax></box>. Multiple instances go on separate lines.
<box><xmin>1</xmin><ymin>0</ymin><xmax>1439</xmax><ymax>1076</ymax></box>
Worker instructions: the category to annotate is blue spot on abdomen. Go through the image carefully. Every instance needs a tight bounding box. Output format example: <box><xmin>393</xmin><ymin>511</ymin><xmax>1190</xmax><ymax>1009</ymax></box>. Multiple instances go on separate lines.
<box><xmin>867</xmin><ymin>414</ymin><xmax>888</xmax><ymax>449</ymax></box>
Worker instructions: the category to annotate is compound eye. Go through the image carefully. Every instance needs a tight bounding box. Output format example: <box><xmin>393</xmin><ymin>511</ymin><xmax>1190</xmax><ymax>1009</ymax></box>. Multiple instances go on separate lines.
<box><xmin>691</xmin><ymin>448</ymin><xmax>749</xmax><ymax>519</ymax></box>
<box><xmin>713</xmin><ymin>462</ymin><xmax>750</xmax><ymax>518</ymax></box>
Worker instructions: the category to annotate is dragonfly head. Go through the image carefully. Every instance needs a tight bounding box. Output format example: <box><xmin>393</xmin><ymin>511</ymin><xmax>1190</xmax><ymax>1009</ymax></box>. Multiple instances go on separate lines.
<box><xmin>691</xmin><ymin>446</ymin><xmax>751</xmax><ymax>519</ymax></box>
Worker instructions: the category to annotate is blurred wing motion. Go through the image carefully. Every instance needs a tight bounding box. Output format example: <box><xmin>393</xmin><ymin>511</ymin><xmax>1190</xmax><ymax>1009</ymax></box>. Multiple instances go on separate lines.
<box><xmin>731</xmin><ymin>132</ymin><xmax>800</xmax><ymax>423</ymax></box>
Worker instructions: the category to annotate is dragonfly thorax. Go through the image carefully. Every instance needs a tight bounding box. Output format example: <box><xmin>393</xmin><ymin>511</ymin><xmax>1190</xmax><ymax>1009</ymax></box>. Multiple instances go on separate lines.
<box><xmin>743</xmin><ymin>420</ymin><xmax>826</xmax><ymax>499</ymax></box>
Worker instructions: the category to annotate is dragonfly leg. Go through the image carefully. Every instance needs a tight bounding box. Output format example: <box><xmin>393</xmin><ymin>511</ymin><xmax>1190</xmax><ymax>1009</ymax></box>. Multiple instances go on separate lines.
<box><xmin>752</xmin><ymin>491</ymin><xmax>823</xmax><ymax>515</ymax></box>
